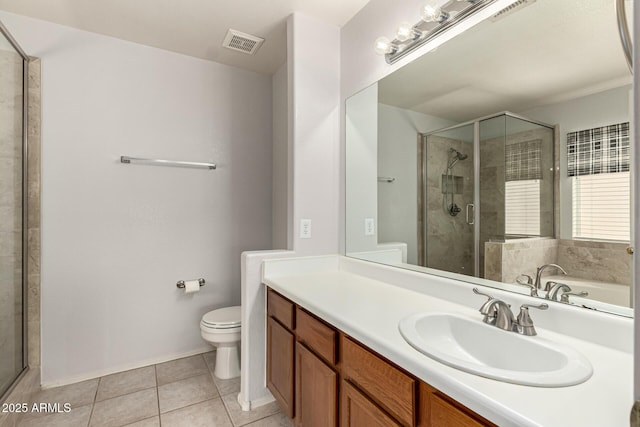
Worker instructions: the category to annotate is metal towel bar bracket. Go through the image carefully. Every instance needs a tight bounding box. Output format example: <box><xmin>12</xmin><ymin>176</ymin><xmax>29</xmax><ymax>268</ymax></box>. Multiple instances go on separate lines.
<box><xmin>176</xmin><ymin>278</ymin><xmax>206</xmax><ymax>289</ymax></box>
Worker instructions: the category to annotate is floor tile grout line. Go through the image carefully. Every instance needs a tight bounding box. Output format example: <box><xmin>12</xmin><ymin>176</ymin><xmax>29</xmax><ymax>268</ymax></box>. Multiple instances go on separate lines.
<box><xmin>159</xmin><ymin>396</ymin><xmax>226</xmax><ymax>419</ymax></box>
<box><xmin>219</xmin><ymin>395</ymin><xmax>236</xmax><ymax>427</ymax></box>
<box><xmin>86</xmin><ymin>376</ymin><xmax>101</xmax><ymax>427</ymax></box>
<box><xmin>154</xmin><ymin>365</ymin><xmax>161</xmax><ymax>427</ymax></box>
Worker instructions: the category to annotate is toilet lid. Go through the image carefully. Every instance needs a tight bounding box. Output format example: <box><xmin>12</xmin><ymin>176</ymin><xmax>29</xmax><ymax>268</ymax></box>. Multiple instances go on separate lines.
<box><xmin>201</xmin><ymin>306</ymin><xmax>241</xmax><ymax>328</ymax></box>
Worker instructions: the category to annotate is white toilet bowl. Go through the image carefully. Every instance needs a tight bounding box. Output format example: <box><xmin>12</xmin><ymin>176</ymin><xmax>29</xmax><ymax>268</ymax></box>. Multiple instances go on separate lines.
<box><xmin>200</xmin><ymin>306</ymin><xmax>241</xmax><ymax>379</ymax></box>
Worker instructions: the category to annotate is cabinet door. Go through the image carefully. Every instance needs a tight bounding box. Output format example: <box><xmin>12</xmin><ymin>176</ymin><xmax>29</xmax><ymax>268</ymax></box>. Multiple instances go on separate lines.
<box><xmin>295</xmin><ymin>342</ymin><xmax>337</xmax><ymax>427</ymax></box>
<box><xmin>418</xmin><ymin>382</ymin><xmax>495</xmax><ymax>427</ymax></box>
<box><xmin>341</xmin><ymin>380</ymin><xmax>402</xmax><ymax>427</ymax></box>
<box><xmin>267</xmin><ymin>317</ymin><xmax>295</xmax><ymax>418</ymax></box>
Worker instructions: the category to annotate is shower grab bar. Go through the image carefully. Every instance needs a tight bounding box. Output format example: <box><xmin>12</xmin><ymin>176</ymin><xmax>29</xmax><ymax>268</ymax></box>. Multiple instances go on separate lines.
<box><xmin>615</xmin><ymin>0</ymin><xmax>632</xmax><ymax>73</ymax></box>
<box><xmin>120</xmin><ymin>156</ymin><xmax>217</xmax><ymax>170</ymax></box>
<box><xmin>378</xmin><ymin>177</ymin><xmax>396</xmax><ymax>183</ymax></box>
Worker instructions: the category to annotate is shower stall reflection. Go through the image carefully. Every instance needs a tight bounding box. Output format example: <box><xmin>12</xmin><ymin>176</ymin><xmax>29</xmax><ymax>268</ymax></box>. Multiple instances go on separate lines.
<box><xmin>419</xmin><ymin>113</ymin><xmax>555</xmax><ymax>279</ymax></box>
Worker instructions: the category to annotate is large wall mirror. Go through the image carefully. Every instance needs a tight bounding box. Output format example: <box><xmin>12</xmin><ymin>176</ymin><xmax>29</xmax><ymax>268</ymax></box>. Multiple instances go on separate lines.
<box><xmin>345</xmin><ymin>0</ymin><xmax>634</xmax><ymax>316</ymax></box>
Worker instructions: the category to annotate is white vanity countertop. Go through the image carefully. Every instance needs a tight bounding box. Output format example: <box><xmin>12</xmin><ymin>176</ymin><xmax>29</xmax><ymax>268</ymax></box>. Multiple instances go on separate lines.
<box><xmin>262</xmin><ymin>256</ymin><xmax>633</xmax><ymax>427</ymax></box>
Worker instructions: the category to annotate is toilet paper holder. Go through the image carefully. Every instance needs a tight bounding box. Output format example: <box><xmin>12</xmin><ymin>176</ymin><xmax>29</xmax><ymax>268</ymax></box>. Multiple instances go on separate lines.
<box><xmin>176</xmin><ymin>278</ymin><xmax>206</xmax><ymax>289</ymax></box>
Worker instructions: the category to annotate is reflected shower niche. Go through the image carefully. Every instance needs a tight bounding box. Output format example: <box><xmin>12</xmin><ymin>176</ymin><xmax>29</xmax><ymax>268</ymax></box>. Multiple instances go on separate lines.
<box><xmin>418</xmin><ymin>112</ymin><xmax>555</xmax><ymax>278</ymax></box>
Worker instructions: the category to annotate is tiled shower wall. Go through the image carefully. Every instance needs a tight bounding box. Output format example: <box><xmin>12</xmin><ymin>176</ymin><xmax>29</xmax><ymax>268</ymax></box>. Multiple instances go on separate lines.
<box><xmin>0</xmin><ymin>58</ymin><xmax>41</xmax><ymax>427</ymax></box>
<box><xmin>485</xmin><ymin>238</ymin><xmax>631</xmax><ymax>287</ymax></box>
<box><xmin>557</xmin><ymin>240</ymin><xmax>631</xmax><ymax>286</ymax></box>
<box><xmin>423</xmin><ymin>135</ymin><xmax>474</xmax><ymax>275</ymax></box>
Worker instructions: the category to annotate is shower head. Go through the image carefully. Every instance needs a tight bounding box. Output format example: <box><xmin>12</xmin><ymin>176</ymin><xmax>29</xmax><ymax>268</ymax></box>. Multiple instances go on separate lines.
<box><xmin>447</xmin><ymin>148</ymin><xmax>468</xmax><ymax>168</ymax></box>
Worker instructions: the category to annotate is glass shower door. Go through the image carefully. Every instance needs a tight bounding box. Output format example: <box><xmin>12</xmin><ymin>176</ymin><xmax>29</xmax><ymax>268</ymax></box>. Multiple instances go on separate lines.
<box><xmin>422</xmin><ymin>124</ymin><xmax>475</xmax><ymax>276</ymax></box>
<box><xmin>0</xmin><ymin>25</ymin><xmax>26</xmax><ymax>396</ymax></box>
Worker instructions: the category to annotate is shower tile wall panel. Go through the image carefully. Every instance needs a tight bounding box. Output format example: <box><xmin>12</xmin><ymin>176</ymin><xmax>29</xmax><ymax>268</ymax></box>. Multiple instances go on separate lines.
<box><xmin>425</xmin><ymin>135</ymin><xmax>473</xmax><ymax>275</ymax></box>
<box><xmin>0</xmin><ymin>49</ymin><xmax>24</xmax><ymax>392</ymax></box>
<box><xmin>27</xmin><ymin>60</ymin><xmax>41</xmax><ymax>368</ymax></box>
<box><xmin>484</xmin><ymin>238</ymin><xmax>629</xmax><ymax>287</ymax></box>
<box><xmin>557</xmin><ymin>240</ymin><xmax>631</xmax><ymax>286</ymax></box>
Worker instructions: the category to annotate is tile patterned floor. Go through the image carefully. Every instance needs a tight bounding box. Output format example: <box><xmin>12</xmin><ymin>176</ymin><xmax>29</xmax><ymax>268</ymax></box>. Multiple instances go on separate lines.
<box><xmin>16</xmin><ymin>352</ymin><xmax>291</xmax><ymax>427</ymax></box>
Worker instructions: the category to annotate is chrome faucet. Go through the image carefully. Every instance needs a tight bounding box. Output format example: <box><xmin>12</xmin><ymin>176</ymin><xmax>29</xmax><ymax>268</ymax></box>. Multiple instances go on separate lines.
<box><xmin>473</xmin><ymin>288</ymin><xmax>548</xmax><ymax>336</ymax></box>
<box><xmin>534</xmin><ymin>264</ymin><xmax>567</xmax><ymax>292</ymax></box>
<box><xmin>545</xmin><ymin>281</ymin><xmax>571</xmax><ymax>301</ymax></box>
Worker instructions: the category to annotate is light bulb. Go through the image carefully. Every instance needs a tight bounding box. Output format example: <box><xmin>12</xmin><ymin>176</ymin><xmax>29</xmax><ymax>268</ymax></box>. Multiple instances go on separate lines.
<box><xmin>421</xmin><ymin>4</ymin><xmax>441</xmax><ymax>22</ymax></box>
<box><xmin>374</xmin><ymin>36</ymin><xmax>395</xmax><ymax>55</ymax></box>
<box><xmin>421</xmin><ymin>1</ymin><xmax>448</xmax><ymax>23</ymax></box>
<box><xmin>396</xmin><ymin>21</ymin><xmax>415</xmax><ymax>42</ymax></box>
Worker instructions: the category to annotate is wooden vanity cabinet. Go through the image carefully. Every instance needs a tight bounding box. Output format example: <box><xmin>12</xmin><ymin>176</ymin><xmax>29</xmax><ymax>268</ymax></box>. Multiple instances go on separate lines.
<box><xmin>266</xmin><ymin>290</ymin><xmax>295</xmax><ymax>418</ymax></box>
<box><xmin>266</xmin><ymin>287</ymin><xmax>495</xmax><ymax>427</ymax></box>
<box><xmin>294</xmin><ymin>306</ymin><xmax>339</xmax><ymax>427</ymax></box>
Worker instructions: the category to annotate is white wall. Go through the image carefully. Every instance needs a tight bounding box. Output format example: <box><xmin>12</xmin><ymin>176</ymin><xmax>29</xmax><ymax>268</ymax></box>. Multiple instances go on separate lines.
<box><xmin>289</xmin><ymin>13</ymin><xmax>341</xmax><ymax>255</ymax></box>
<box><xmin>272</xmin><ymin>63</ymin><xmax>289</xmax><ymax>250</ymax></box>
<box><xmin>377</xmin><ymin>104</ymin><xmax>454</xmax><ymax>264</ymax></box>
<box><xmin>240</xmin><ymin>12</ymin><xmax>341</xmax><ymax>409</ymax></box>
<box><xmin>520</xmin><ymin>85</ymin><xmax>631</xmax><ymax>239</ymax></box>
<box><xmin>345</xmin><ymin>83</ymin><xmax>378</xmax><ymax>254</ymax></box>
<box><xmin>0</xmin><ymin>12</ymin><xmax>273</xmax><ymax>386</ymax></box>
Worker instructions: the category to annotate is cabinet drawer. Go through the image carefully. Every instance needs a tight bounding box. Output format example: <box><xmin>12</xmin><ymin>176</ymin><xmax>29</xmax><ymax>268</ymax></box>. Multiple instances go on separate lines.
<box><xmin>341</xmin><ymin>336</ymin><xmax>415</xmax><ymax>427</ymax></box>
<box><xmin>296</xmin><ymin>307</ymin><xmax>337</xmax><ymax>365</ymax></box>
<box><xmin>419</xmin><ymin>383</ymin><xmax>495</xmax><ymax>427</ymax></box>
<box><xmin>267</xmin><ymin>288</ymin><xmax>295</xmax><ymax>330</ymax></box>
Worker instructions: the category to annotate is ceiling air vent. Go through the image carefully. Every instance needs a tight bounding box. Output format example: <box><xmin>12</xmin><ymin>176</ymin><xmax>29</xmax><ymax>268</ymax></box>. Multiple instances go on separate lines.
<box><xmin>491</xmin><ymin>0</ymin><xmax>536</xmax><ymax>21</ymax></box>
<box><xmin>222</xmin><ymin>29</ymin><xmax>264</xmax><ymax>55</ymax></box>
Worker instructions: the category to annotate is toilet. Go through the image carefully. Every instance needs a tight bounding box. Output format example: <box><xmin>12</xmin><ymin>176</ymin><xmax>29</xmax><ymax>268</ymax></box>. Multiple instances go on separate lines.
<box><xmin>200</xmin><ymin>306</ymin><xmax>241</xmax><ymax>379</ymax></box>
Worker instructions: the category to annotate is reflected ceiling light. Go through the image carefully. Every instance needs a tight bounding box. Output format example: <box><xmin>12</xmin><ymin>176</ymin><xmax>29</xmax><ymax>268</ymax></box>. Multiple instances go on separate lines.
<box><xmin>374</xmin><ymin>0</ymin><xmax>498</xmax><ymax>64</ymax></box>
<box><xmin>396</xmin><ymin>21</ymin><xmax>423</xmax><ymax>42</ymax></box>
<box><xmin>374</xmin><ymin>36</ymin><xmax>398</xmax><ymax>55</ymax></box>
<box><xmin>421</xmin><ymin>2</ymin><xmax>449</xmax><ymax>23</ymax></box>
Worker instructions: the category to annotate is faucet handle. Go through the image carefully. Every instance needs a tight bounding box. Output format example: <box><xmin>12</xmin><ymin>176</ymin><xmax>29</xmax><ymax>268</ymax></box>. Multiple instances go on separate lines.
<box><xmin>560</xmin><ymin>291</ymin><xmax>589</xmax><ymax>303</ymax></box>
<box><xmin>473</xmin><ymin>287</ymin><xmax>493</xmax><ymax>301</ymax></box>
<box><xmin>473</xmin><ymin>288</ymin><xmax>498</xmax><ymax>324</ymax></box>
<box><xmin>516</xmin><ymin>274</ymin><xmax>533</xmax><ymax>285</ymax></box>
<box><xmin>516</xmin><ymin>275</ymin><xmax>537</xmax><ymax>296</ymax></box>
<box><xmin>521</xmin><ymin>303</ymin><xmax>549</xmax><ymax>311</ymax></box>
<box><xmin>516</xmin><ymin>303</ymin><xmax>549</xmax><ymax>336</ymax></box>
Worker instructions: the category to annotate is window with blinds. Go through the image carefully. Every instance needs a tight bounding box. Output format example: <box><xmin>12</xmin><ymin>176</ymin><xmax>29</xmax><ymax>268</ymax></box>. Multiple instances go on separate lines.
<box><xmin>505</xmin><ymin>180</ymin><xmax>541</xmax><ymax>236</ymax></box>
<box><xmin>571</xmin><ymin>172</ymin><xmax>630</xmax><ymax>241</ymax></box>
<box><xmin>567</xmin><ymin>122</ymin><xmax>630</xmax><ymax>242</ymax></box>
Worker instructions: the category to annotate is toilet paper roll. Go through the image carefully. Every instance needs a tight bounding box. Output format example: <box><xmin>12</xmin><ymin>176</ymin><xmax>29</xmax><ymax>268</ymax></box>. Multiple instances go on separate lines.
<box><xmin>183</xmin><ymin>280</ymin><xmax>201</xmax><ymax>294</ymax></box>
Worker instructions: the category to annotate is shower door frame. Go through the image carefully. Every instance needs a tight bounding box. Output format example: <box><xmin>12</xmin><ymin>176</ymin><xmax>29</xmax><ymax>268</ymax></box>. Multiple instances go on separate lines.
<box><xmin>419</xmin><ymin>111</ymin><xmax>555</xmax><ymax>277</ymax></box>
<box><xmin>0</xmin><ymin>20</ymin><xmax>30</xmax><ymax>399</ymax></box>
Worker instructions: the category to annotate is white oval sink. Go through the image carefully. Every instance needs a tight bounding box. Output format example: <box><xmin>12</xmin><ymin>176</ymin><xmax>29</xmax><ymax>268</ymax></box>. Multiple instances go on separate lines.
<box><xmin>398</xmin><ymin>312</ymin><xmax>592</xmax><ymax>387</ymax></box>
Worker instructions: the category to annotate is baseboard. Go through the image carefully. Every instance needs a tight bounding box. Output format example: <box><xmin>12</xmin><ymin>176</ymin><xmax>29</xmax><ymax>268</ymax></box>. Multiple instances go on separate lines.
<box><xmin>237</xmin><ymin>391</ymin><xmax>275</xmax><ymax>412</ymax></box>
<box><xmin>41</xmin><ymin>345</ymin><xmax>212</xmax><ymax>389</ymax></box>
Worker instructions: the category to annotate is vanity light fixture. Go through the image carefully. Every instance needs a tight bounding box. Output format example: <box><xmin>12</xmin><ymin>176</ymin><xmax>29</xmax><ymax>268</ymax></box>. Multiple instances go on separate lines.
<box><xmin>375</xmin><ymin>0</ymin><xmax>497</xmax><ymax>64</ymax></box>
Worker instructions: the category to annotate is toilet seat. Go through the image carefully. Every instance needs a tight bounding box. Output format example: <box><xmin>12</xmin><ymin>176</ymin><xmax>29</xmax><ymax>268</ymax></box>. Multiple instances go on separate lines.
<box><xmin>201</xmin><ymin>306</ymin><xmax>241</xmax><ymax>329</ymax></box>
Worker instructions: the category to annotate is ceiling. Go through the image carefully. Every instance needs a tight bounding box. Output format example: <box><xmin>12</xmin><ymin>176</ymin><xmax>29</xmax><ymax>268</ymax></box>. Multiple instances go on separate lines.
<box><xmin>0</xmin><ymin>0</ymin><xmax>371</xmax><ymax>75</ymax></box>
<box><xmin>378</xmin><ymin>0</ymin><xmax>633</xmax><ymax>122</ymax></box>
